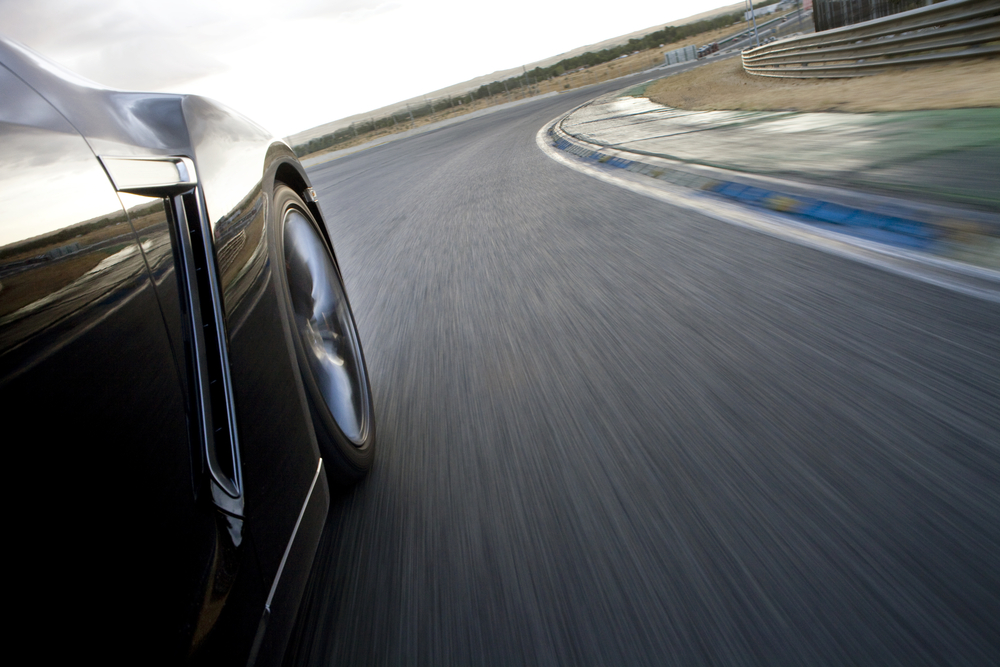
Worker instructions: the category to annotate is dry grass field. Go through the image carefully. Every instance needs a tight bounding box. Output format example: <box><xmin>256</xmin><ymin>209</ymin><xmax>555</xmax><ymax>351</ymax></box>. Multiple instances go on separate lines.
<box><xmin>302</xmin><ymin>21</ymin><xmax>753</xmax><ymax>156</ymax></box>
<box><xmin>645</xmin><ymin>55</ymin><xmax>1000</xmax><ymax>112</ymax></box>
<box><xmin>533</xmin><ymin>22</ymin><xmax>747</xmax><ymax>95</ymax></box>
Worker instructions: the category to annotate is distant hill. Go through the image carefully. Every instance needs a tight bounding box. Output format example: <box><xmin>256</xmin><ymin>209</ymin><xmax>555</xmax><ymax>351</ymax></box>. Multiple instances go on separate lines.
<box><xmin>287</xmin><ymin>2</ymin><xmax>747</xmax><ymax>145</ymax></box>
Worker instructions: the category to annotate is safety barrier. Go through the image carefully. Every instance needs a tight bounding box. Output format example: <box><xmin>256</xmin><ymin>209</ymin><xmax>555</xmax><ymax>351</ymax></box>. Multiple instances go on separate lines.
<box><xmin>742</xmin><ymin>0</ymin><xmax>1000</xmax><ymax>78</ymax></box>
<box><xmin>663</xmin><ymin>44</ymin><xmax>698</xmax><ymax>65</ymax></box>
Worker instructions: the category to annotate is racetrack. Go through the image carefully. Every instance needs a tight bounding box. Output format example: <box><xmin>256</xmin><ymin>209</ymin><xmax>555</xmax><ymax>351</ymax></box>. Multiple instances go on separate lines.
<box><xmin>287</xmin><ymin>78</ymin><xmax>1000</xmax><ymax>666</ymax></box>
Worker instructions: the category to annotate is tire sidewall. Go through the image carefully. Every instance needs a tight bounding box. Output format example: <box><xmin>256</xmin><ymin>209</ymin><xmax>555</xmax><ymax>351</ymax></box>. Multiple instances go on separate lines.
<box><xmin>271</xmin><ymin>185</ymin><xmax>375</xmax><ymax>480</ymax></box>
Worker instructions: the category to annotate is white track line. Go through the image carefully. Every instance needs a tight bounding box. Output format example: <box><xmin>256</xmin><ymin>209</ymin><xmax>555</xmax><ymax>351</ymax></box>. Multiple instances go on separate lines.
<box><xmin>536</xmin><ymin>121</ymin><xmax>1000</xmax><ymax>303</ymax></box>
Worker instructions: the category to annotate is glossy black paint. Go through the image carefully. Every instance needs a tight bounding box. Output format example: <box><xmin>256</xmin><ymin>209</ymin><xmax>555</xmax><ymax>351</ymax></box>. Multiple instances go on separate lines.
<box><xmin>0</xmin><ymin>38</ymin><xmax>335</xmax><ymax>664</ymax></box>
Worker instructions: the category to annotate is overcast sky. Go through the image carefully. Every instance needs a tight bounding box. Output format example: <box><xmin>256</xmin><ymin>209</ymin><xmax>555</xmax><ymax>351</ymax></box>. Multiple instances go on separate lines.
<box><xmin>1</xmin><ymin>0</ymin><xmax>729</xmax><ymax>137</ymax></box>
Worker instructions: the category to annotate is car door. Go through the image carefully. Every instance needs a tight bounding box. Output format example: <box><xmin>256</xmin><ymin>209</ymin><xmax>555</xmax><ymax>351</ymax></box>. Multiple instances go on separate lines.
<box><xmin>0</xmin><ymin>62</ymin><xmax>229</xmax><ymax>660</ymax></box>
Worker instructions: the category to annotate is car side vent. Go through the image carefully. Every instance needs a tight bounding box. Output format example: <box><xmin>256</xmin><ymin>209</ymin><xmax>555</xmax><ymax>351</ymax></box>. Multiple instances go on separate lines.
<box><xmin>101</xmin><ymin>155</ymin><xmax>244</xmax><ymax>518</ymax></box>
<box><xmin>170</xmin><ymin>190</ymin><xmax>245</xmax><ymax>518</ymax></box>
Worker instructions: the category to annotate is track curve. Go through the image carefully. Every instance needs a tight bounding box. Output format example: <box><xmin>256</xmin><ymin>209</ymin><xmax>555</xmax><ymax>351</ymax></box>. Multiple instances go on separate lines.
<box><xmin>287</xmin><ymin>78</ymin><xmax>1000</xmax><ymax>666</ymax></box>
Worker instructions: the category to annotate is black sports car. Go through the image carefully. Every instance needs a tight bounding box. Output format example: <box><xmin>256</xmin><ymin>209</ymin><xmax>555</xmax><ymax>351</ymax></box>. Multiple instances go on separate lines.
<box><xmin>0</xmin><ymin>37</ymin><xmax>374</xmax><ymax>664</ymax></box>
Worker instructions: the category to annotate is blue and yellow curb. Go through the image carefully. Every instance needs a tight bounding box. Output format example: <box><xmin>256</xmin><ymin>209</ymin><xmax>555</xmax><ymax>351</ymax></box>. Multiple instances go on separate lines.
<box><xmin>549</xmin><ymin>126</ymin><xmax>999</xmax><ymax>259</ymax></box>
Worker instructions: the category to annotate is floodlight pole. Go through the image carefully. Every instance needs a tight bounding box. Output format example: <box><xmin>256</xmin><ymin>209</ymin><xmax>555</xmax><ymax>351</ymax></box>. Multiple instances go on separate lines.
<box><xmin>746</xmin><ymin>0</ymin><xmax>761</xmax><ymax>47</ymax></box>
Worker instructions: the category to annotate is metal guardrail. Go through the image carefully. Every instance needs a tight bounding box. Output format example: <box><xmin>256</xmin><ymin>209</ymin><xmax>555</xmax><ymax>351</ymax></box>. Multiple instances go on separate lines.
<box><xmin>813</xmin><ymin>0</ymin><xmax>928</xmax><ymax>32</ymax></box>
<box><xmin>742</xmin><ymin>0</ymin><xmax>1000</xmax><ymax>78</ymax></box>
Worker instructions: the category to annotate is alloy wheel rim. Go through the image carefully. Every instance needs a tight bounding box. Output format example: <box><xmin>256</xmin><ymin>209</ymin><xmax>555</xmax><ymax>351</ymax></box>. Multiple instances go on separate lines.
<box><xmin>283</xmin><ymin>209</ymin><xmax>368</xmax><ymax>445</ymax></box>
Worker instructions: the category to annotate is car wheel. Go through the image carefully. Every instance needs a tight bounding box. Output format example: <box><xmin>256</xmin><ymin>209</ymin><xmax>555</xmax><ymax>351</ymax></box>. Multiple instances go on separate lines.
<box><xmin>274</xmin><ymin>184</ymin><xmax>375</xmax><ymax>483</ymax></box>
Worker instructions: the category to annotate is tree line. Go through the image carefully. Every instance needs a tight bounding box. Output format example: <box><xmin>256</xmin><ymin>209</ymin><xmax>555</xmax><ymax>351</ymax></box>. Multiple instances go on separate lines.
<box><xmin>294</xmin><ymin>1</ymin><xmax>779</xmax><ymax>157</ymax></box>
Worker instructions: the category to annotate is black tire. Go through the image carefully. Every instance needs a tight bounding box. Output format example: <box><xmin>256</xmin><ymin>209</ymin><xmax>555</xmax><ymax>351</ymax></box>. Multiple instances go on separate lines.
<box><xmin>273</xmin><ymin>184</ymin><xmax>375</xmax><ymax>483</ymax></box>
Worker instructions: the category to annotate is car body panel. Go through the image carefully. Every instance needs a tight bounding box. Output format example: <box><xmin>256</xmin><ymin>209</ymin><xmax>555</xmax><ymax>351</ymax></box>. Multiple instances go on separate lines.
<box><xmin>0</xmin><ymin>37</ymin><xmax>332</xmax><ymax>663</ymax></box>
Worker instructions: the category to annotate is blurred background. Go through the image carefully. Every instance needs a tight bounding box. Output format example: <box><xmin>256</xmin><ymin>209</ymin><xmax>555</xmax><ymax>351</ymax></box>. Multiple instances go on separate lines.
<box><xmin>4</xmin><ymin>0</ymin><xmax>998</xmax><ymax>664</ymax></box>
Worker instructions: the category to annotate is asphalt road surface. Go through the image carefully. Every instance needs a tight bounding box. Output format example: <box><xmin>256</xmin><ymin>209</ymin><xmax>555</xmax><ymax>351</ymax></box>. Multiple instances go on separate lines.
<box><xmin>285</xmin><ymin>77</ymin><xmax>1000</xmax><ymax>666</ymax></box>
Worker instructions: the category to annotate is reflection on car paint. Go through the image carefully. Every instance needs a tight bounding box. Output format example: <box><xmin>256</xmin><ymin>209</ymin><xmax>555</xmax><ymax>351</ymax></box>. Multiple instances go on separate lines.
<box><xmin>214</xmin><ymin>187</ymin><xmax>270</xmax><ymax>334</ymax></box>
<box><xmin>1</xmin><ymin>38</ymin><xmax>344</xmax><ymax>663</ymax></box>
<box><xmin>0</xmin><ymin>67</ymin><xmax>145</xmax><ymax>375</ymax></box>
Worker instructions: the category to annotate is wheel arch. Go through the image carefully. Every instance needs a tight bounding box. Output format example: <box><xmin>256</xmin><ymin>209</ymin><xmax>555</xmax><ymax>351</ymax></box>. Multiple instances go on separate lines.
<box><xmin>265</xmin><ymin>145</ymin><xmax>337</xmax><ymax>258</ymax></box>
